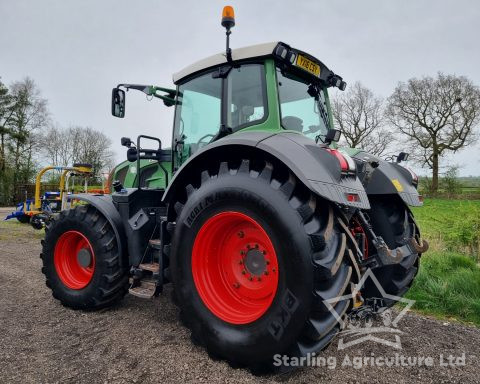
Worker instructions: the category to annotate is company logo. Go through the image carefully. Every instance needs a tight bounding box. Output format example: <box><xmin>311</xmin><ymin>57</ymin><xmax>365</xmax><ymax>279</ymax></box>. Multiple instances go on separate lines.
<box><xmin>324</xmin><ymin>268</ymin><xmax>415</xmax><ymax>350</ymax></box>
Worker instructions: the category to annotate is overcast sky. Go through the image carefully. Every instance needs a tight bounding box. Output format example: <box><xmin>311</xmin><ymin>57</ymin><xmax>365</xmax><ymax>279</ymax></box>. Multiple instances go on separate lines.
<box><xmin>1</xmin><ymin>0</ymin><xmax>479</xmax><ymax>175</ymax></box>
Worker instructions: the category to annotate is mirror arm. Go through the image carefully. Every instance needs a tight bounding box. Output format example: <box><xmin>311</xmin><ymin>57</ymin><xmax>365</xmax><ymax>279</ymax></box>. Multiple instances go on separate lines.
<box><xmin>152</xmin><ymin>85</ymin><xmax>176</xmax><ymax>98</ymax></box>
<box><xmin>152</xmin><ymin>93</ymin><xmax>176</xmax><ymax>107</ymax></box>
<box><xmin>152</xmin><ymin>86</ymin><xmax>176</xmax><ymax>106</ymax></box>
<box><xmin>117</xmin><ymin>84</ymin><xmax>177</xmax><ymax>107</ymax></box>
<box><xmin>117</xmin><ymin>84</ymin><xmax>151</xmax><ymax>93</ymax></box>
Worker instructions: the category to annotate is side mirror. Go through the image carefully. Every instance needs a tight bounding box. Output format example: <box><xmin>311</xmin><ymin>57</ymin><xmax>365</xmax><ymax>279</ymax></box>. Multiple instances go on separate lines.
<box><xmin>111</xmin><ymin>88</ymin><xmax>125</xmax><ymax>118</ymax></box>
<box><xmin>397</xmin><ymin>152</ymin><xmax>410</xmax><ymax>163</ymax></box>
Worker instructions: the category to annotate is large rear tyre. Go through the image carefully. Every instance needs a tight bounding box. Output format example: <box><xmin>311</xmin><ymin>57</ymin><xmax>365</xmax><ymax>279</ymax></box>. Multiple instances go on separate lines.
<box><xmin>363</xmin><ymin>196</ymin><xmax>420</xmax><ymax>306</ymax></box>
<box><xmin>41</xmin><ymin>205</ymin><xmax>129</xmax><ymax>309</ymax></box>
<box><xmin>170</xmin><ymin>159</ymin><xmax>359</xmax><ymax>371</ymax></box>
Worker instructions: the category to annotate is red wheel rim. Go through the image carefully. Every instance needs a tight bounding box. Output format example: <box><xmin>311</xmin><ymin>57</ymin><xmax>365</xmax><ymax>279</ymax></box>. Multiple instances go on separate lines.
<box><xmin>54</xmin><ymin>230</ymin><xmax>95</xmax><ymax>289</ymax></box>
<box><xmin>192</xmin><ymin>211</ymin><xmax>279</xmax><ymax>324</ymax></box>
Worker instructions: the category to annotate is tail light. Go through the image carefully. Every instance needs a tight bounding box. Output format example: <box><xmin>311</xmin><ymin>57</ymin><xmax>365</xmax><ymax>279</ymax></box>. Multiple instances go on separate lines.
<box><xmin>326</xmin><ymin>149</ymin><xmax>356</xmax><ymax>175</ymax></box>
<box><xmin>346</xmin><ymin>193</ymin><xmax>360</xmax><ymax>202</ymax></box>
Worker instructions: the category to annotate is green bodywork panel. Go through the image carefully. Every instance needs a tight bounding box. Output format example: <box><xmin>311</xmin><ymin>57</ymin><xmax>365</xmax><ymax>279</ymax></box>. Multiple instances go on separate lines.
<box><xmin>113</xmin><ymin>158</ymin><xmax>172</xmax><ymax>189</ymax></box>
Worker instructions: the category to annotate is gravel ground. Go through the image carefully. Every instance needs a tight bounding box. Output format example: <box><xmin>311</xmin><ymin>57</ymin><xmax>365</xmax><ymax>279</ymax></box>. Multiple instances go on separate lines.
<box><xmin>0</xmin><ymin>206</ymin><xmax>479</xmax><ymax>384</ymax></box>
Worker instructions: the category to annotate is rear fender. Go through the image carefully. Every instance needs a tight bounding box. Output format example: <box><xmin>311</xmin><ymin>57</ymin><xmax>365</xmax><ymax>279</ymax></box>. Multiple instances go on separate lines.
<box><xmin>353</xmin><ymin>151</ymin><xmax>422</xmax><ymax>206</ymax></box>
<box><xmin>162</xmin><ymin>131</ymin><xmax>370</xmax><ymax>212</ymax></box>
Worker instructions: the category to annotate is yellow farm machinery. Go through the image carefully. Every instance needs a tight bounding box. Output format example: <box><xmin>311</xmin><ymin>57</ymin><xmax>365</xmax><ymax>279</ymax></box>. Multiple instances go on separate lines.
<box><xmin>5</xmin><ymin>163</ymin><xmax>93</xmax><ymax>229</ymax></box>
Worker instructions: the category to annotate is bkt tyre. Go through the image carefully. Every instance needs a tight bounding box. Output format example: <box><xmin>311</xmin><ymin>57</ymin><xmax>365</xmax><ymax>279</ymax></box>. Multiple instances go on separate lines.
<box><xmin>171</xmin><ymin>159</ymin><xmax>360</xmax><ymax>371</ymax></box>
<box><xmin>41</xmin><ymin>205</ymin><xmax>129</xmax><ymax>309</ymax></box>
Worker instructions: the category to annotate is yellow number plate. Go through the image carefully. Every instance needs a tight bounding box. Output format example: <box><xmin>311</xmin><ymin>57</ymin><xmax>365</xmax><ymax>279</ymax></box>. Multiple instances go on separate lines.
<box><xmin>295</xmin><ymin>54</ymin><xmax>321</xmax><ymax>77</ymax></box>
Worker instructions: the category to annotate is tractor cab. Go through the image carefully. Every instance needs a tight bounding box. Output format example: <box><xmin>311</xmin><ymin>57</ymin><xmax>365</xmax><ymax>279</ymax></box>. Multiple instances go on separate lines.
<box><xmin>170</xmin><ymin>41</ymin><xmax>346</xmax><ymax>170</ymax></box>
<box><xmin>111</xmin><ymin>15</ymin><xmax>347</xmax><ymax>178</ymax></box>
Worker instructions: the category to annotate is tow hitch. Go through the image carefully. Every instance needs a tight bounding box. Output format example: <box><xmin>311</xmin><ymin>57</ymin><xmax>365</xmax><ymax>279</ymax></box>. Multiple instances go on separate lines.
<box><xmin>356</xmin><ymin>211</ymin><xmax>429</xmax><ymax>268</ymax></box>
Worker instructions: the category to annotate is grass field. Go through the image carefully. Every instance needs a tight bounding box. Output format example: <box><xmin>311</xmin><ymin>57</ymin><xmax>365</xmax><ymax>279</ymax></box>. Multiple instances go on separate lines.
<box><xmin>408</xmin><ymin>199</ymin><xmax>480</xmax><ymax>326</ymax></box>
<box><xmin>0</xmin><ymin>218</ymin><xmax>44</xmax><ymax>241</ymax></box>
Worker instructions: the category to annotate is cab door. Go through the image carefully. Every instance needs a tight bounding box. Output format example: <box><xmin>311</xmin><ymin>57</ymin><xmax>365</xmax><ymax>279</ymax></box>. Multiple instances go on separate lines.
<box><xmin>172</xmin><ymin>63</ymin><xmax>268</xmax><ymax>171</ymax></box>
<box><xmin>172</xmin><ymin>72</ymin><xmax>222</xmax><ymax>171</ymax></box>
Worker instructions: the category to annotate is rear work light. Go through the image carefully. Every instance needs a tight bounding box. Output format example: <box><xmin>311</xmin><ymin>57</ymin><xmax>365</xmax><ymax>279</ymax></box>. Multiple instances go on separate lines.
<box><xmin>326</xmin><ymin>149</ymin><xmax>356</xmax><ymax>175</ymax></box>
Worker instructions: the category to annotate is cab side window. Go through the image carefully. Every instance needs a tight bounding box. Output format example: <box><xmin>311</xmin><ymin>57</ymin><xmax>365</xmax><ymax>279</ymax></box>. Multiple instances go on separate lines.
<box><xmin>173</xmin><ymin>64</ymin><xmax>267</xmax><ymax>169</ymax></box>
<box><xmin>174</xmin><ymin>73</ymin><xmax>221</xmax><ymax>165</ymax></box>
<box><xmin>227</xmin><ymin>64</ymin><xmax>267</xmax><ymax>130</ymax></box>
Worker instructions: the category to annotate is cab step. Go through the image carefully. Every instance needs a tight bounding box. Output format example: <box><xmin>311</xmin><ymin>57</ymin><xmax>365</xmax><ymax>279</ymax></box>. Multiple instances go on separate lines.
<box><xmin>138</xmin><ymin>262</ymin><xmax>160</xmax><ymax>273</ymax></box>
<box><xmin>128</xmin><ymin>236</ymin><xmax>166</xmax><ymax>299</ymax></box>
<box><xmin>128</xmin><ymin>279</ymin><xmax>157</xmax><ymax>299</ymax></box>
<box><xmin>149</xmin><ymin>238</ymin><xmax>162</xmax><ymax>249</ymax></box>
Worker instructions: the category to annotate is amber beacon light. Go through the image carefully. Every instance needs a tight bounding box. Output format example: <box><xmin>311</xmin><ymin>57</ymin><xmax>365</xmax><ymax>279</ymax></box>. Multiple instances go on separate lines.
<box><xmin>221</xmin><ymin>6</ymin><xmax>235</xmax><ymax>62</ymax></box>
<box><xmin>221</xmin><ymin>6</ymin><xmax>235</xmax><ymax>29</ymax></box>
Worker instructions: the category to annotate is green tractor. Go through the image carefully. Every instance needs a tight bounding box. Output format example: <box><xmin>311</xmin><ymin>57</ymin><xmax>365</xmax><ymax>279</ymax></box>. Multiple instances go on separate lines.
<box><xmin>41</xmin><ymin>7</ymin><xmax>428</xmax><ymax>371</ymax></box>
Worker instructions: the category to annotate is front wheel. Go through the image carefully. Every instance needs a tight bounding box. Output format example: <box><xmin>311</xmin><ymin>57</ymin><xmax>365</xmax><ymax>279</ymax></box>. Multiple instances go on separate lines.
<box><xmin>41</xmin><ymin>205</ymin><xmax>129</xmax><ymax>309</ymax></box>
<box><xmin>171</xmin><ymin>159</ymin><xmax>359</xmax><ymax>370</ymax></box>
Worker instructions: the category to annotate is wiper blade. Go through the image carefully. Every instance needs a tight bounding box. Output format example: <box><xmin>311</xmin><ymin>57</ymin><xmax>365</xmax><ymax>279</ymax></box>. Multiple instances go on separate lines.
<box><xmin>317</xmin><ymin>99</ymin><xmax>330</xmax><ymax>129</ymax></box>
<box><xmin>308</xmin><ymin>84</ymin><xmax>330</xmax><ymax>130</ymax></box>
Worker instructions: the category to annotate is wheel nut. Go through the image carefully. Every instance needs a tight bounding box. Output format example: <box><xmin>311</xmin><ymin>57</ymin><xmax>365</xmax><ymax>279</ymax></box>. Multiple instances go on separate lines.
<box><xmin>240</xmin><ymin>250</ymin><xmax>245</xmax><ymax>255</ymax></box>
<box><xmin>233</xmin><ymin>282</ymin><xmax>240</xmax><ymax>288</ymax></box>
<box><xmin>257</xmin><ymin>277</ymin><xmax>262</xmax><ymax>282</ymax></box>
<box><xmin>239</xmin><ymin>260</ymin><xmax>243</xmax><ymax>265</ymax></box>
<box><xmin>264</xmin><ymin>271</ymin><xmax>269</xmax><ymax>275</ymax></box>
<box><xmin>262</xmin><ymin>250</ymin><xmax>267</xmax><ymax>255</ymax></box>
<box><xmin>266</xmin><ymin>260</ymin><xmax>270</xmax><ymax>265</ymax></box>
<box><xmin>249</xmin><ymin>276</ymin><xmax>253</xmax><ymax>281</ymax></box>
<box><xmin>237</xmin><ymin>231</ymin><xmax>244</xmax><ymax>238</ymax></box>
<box><xmin>242</xmin><ymin>270</ymin><xmax>246</xmax><ymax>275</ymax></box>
<box><xmin>255</xmin><ymin>244</ymin><xmax>259</xmax><ymax>249</ymax></box>
<box><xmin>247</xmin><ymin>244</ymin><xmax>251</xmax><ymax>249</ymax></box>
<box><xmin>272</xmin><ymin>268</ymin><xmax>276</xmax><ymax>273</ymax></box>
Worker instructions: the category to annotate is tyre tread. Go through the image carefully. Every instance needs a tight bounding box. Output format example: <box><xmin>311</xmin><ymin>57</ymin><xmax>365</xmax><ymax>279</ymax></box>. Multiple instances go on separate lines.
<box><xmin>40</xmin><ymin>204</ymin><xmax>128</xmax><ymax>310</ymax></box>
<box><xmin>172</xmin><ymin>159</ymin><xmax>358</xmax><ymax>371</ymax></box>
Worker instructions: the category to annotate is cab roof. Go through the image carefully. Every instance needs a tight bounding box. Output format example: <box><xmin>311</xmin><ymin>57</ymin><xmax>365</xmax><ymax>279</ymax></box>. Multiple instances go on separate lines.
<box><xmin>172</xmin><ymin>41</ymin><xmax>346</xmax><ymax>91</ymax></box>
<box><xmin>172</xmin><ymin>41</ymin><xmax>279</xmax><ymax>84</ymax></box>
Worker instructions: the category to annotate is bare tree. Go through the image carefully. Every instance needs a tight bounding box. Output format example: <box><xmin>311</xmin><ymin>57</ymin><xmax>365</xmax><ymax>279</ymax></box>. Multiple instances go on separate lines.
<box><xmin>71</xmin><ymin>126</ymin><xmax>115</xmax><ymax>175</ymax></box>
<box><xmin>41</xmin><ymin>123</ymin><xmax>75</xmax><ymax>166</ymax></box>
<box><xmin>387</xmin><ymin>73</ymin><xmax>480</xmax><ymax>192</ymax></box>
<box><xmin>332</xmin><ymin>82</ymin><xmax>393</xmax><ymax>156</ymax></box>
<box><xmin>41</xmin><ymin>125</ymin><xmax>114</xmax><ymax>176</ymax></box>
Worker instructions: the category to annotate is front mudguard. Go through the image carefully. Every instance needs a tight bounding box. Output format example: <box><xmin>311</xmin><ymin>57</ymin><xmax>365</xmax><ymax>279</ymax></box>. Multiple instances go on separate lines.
<box><xmin>68</xmin><ymin>194</ymin><xmax>128</xmax><ymax>267</ymax></box>
<box><xmin>163</xmin><ymin>131</ymin><xmax>370</xmax><ymax>210</ymax></box>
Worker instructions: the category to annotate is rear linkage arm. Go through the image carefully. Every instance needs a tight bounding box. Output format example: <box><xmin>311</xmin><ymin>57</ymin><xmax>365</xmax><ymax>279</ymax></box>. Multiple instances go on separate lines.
<box><xmin>356</xmin><ymin>211</ymin><xmax>429</xmax><ymax>269</ymax></box>
<box><xmin>117</xmin><ymin>84</ymin><xmax>177</xmax><ymax>107</ymax></box>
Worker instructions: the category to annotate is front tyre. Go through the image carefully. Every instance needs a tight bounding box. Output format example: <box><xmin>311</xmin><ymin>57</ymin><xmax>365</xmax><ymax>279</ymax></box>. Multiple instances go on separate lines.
<box><xmin>171</xmin><ymin>160</ymin><xmax>359</xmax><ymax>370</ymax></box>
<box><xmin>41</xmin><ymin>205</ymin><xmax>129</xmax><ymax>309</ymax></box>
